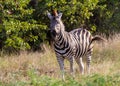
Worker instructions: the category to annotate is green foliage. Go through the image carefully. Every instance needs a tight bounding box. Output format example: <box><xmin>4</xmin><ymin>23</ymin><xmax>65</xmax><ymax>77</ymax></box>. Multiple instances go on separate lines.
<box><xmin>90</xmin><ymin>0</ymin><xmax>120</xmax><ymax>35</ymax></box>
<box><xmin>35</xmin><ymin>0</ymin><xmax>99</xmax><ymax>31</ymax></box>
<box><xmin>0</xmin><ymin>0</ymin><xmax>47</xmax><ymax>52</ymax></box>
<box><xmin>0</xmin><ymin>0</ymin><xmax>120</xmax><ymax>52</ymax></box>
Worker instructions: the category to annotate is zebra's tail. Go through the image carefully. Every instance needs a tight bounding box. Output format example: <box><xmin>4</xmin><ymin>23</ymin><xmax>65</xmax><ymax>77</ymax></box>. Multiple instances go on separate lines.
<box><xmin>91</xmin><ymin>35</ymin><xmax>106</xmax><ymax>43</ymax></box>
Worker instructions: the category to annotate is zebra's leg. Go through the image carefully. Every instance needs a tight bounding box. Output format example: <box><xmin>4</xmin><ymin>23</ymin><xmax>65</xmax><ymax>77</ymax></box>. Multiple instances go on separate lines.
<box><xmin>57</xmin><ymin>56</ymin><xmax>65</xmax><ymax>80</ymax></box>
<box><xmin>68</xmin><ymin>57</ymin><xmax>75</xmax><ymax>78</ymax></box>
<box><xmin>79</xmin><ymin>58</ymin><xmax>84</xmax><ymax>75</ymax></box>
<box><xmin>75</xmin><ymin>57</ymin><xmax>84</xmax><ymax>75</ymax></box>
<box><xmin>86</xmin><ymin>54</ymin><xmax>92</xmax><ymax>74</ymax></box>
<box><xmin>86</xmin><ymin>47</ymin><xmax>92</xmax><ymax>74</ymax></box>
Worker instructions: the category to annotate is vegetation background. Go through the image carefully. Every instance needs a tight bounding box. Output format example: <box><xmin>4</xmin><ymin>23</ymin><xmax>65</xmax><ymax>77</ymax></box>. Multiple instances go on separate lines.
<box><xmin>0</xmin><ymin>0</ymin><xmax>120</xmax><ymax>52</ymax></box>
<box><xmin>0</xmin><ymin>0</ymin><xmax>120</xmax><ymax>85</ymax></box>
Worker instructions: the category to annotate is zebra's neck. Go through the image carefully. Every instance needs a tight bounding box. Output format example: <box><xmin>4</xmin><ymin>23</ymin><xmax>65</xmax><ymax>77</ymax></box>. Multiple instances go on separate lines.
<box><xmin>54</xmin><ymin>30</ymin><xmax>68</xmax><ymax>46</ymax></box>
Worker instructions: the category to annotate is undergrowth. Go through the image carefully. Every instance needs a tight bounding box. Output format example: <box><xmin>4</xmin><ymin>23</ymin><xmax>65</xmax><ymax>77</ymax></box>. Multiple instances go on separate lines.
<box><xmin>0</xmin><ymin>69</ymin><xmax>120</xmax><ymax>86</ymax></box>
<box><xmin>0</xmin><ymin>34</ymin><xmax>120</xmax><ymax>86</ymax></box>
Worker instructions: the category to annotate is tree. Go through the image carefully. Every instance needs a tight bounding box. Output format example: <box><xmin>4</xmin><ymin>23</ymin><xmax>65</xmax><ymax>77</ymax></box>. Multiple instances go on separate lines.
<box><xmin>0</xmin><ymin>0</ymin><xmax>120</xmax><ymax>53</ymax></box>
<box><xmin>0</xmin><ymin>0</ymin><xmax>47</xmax><ymax>53</ymax></box>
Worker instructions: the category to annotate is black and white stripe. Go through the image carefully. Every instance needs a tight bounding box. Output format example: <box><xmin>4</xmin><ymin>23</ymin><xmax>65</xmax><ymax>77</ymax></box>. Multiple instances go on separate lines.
<box><xmin>47</xmin><ymin>11</ymin><xmax>104</xmax><ymax>80</ymax></box>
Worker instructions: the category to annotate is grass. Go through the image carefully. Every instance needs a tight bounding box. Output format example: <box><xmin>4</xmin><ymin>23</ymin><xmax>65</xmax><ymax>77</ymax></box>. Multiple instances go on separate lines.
<box><xmin>0</xmin><ymin>35</ymin><xmax>120</xmax><ymax>86</ymax></box>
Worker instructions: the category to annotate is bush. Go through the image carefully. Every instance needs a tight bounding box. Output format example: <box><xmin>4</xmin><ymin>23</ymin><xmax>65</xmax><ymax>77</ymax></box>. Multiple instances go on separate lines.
<box><xmin>0</xmin><ymin>0</ymin><xmax>120</xmax><ymax>53</ymax></box>
<box><xmin>0</xmin><ymin>0</ymin><xmax>47</xmax><ymax>53</ymax></box>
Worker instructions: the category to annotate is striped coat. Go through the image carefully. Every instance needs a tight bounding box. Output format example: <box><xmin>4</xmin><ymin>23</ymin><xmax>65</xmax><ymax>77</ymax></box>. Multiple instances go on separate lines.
<box><xmin>47</xmin><ymin>11</ymin><xmax>104</xmax><ymax>80</ymax></box>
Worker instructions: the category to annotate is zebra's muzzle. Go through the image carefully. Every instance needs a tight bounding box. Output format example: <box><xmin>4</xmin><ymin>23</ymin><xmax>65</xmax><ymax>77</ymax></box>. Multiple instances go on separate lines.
<box><xmin>51</xmin><ymin>30</ymin><xmax>57</xmax><ymax>38</ymax></box>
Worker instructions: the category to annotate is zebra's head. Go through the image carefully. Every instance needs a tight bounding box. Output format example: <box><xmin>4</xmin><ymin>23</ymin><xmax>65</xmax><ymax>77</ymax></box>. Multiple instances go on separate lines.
<box><xmin>47</xmin><ymin>10</ymin><xmax>64</xmax><ymax>40</ymax></box>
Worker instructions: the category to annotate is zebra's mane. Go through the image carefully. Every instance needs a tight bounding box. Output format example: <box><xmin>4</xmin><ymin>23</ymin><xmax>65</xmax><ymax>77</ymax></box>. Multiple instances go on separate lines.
<box><xmin>60</xmin><ymin>20</ymin><xmax>65</xmax><ymax>31</ymax></box>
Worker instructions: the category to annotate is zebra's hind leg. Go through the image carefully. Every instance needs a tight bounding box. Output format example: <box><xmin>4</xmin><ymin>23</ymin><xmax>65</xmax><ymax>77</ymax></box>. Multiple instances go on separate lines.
<box><xmin>86</xmin><ymin>44</ymin><xmax>93</xmax><ymax>74</ymax></box>
<box><xmin>75</xmin><ymin>57</ymin><xmax>84</xmax><ymax>75</ymax></box>
<box><xmin>86</xmin><ymin>55</ymin><xmax>91</xmax><ymax>74</ymax></box>
<box><xmin>79</xmin><ymin>58</ymin><xmax>84</xmax><ymax>75</ymax></box>
<box><xmin>57</xmin><ymin>56</ymin><xmax>65</xmax><ymax>80</ymax></box>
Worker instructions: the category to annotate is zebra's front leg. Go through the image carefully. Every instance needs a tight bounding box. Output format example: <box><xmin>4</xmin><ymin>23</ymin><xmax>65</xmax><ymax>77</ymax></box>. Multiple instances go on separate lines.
<box><xmin>69</xmin><ymin>57</ymin><xmax>75</xmax><ymax>78</ymax></box>
<box><xmin>57</xmin><ymin>56</ymin><xmax>65</xmax><ymax>80</ymax></box>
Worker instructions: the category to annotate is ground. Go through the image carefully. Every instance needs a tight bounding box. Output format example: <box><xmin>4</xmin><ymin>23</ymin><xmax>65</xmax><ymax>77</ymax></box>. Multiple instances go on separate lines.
<box><xmin>0</xmin><ymin>34</ymin><xmax>120</xmax><ymax>86</ymax></box>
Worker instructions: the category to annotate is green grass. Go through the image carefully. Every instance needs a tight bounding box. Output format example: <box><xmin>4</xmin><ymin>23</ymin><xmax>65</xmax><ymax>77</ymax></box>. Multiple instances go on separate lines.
<box><xmin>0</xmin><ymin>35</ymin><xmax>120</xmax><ymax>86</ymax></box>
<box><xmin>0</xmin><ymin>70</ymin><xmax>119</xmax><ymax>86</ymax></box>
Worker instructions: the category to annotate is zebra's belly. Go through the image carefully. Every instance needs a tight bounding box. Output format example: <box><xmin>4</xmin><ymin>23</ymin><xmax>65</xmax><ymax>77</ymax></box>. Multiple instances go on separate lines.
<box><xmin>55</xmin><ymin>49</ymin><xmax>87</xmax><ymax>59</ymax></box>
<box><xmin>54</xmin><ymin>48</ymin><xmax>74</xmax><ymax>58</ymax></box>
<box><xmin>54</xmin><ymin>45</ymin><xmax>89</xmax><ymax>58</ymax></box>
<box><xmin>75</xmin><ymin>45</ymin><xmax>89</xmax><ymax>58</ymax></box>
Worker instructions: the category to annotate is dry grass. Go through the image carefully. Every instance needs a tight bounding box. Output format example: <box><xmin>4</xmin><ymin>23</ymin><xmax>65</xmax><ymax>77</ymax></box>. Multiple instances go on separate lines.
<box><xmin>0</xmin><ymin>34</ymin><xmax>120</xmax><ymax>84</ymax></box>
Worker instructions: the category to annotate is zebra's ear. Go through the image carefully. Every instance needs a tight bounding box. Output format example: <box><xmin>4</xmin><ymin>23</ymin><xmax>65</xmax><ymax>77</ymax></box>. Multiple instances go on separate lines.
<box><xmin>58</xmin><ymin>13</ymin><xmax>62</xmax><ymax>19</ymax></box>
<box><xmin>47</xmin><ymin>12</ymin><xmax>52</xmax><ymax>20</ymax></box>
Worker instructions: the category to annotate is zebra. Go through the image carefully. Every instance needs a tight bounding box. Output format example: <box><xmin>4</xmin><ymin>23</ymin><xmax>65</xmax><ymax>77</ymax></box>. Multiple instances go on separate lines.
<box><xmin>47</xmin><ymin>10</ymin><xmax>105</xmax><ymax>80</ymax></box>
